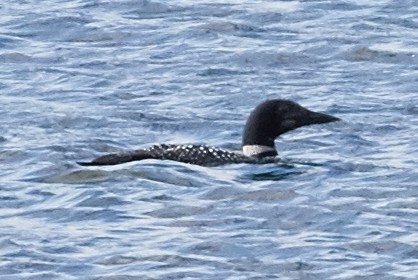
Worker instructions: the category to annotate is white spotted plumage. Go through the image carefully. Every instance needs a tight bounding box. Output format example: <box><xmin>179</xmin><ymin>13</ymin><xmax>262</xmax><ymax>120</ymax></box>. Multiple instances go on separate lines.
<box><xmin>143</xmin><ymin>144</ymin><xmax>256</xmax><ymax>166</ymax></box>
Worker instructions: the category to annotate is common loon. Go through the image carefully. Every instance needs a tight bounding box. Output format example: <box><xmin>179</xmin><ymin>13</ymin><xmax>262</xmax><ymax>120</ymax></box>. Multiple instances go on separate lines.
<box><xmin>78</xmin><ymin>99</ymin><xmax>339</xmax><ymax>167</ymax></box>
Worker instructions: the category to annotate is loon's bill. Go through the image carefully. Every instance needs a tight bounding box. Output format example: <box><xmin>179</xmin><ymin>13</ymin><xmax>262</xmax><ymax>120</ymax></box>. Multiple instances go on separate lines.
<box><xmin>78</xmin><ymin>99</ymin><xmax>340</xmax><ymax>167</ymax></box>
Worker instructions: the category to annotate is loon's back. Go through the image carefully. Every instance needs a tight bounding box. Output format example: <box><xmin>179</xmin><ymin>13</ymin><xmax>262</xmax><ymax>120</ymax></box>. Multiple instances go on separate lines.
<box><xmin>78</xmin><ymin>144</ymin><xmax>266</xmax><ymax>167</ymax></box>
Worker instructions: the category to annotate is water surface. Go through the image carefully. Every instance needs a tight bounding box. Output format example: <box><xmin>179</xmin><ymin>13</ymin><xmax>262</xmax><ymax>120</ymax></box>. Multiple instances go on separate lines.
<box><xmin>1</xmin><ymin>0</ymin><xmax>418</xmax><ymax>279</ymax></box>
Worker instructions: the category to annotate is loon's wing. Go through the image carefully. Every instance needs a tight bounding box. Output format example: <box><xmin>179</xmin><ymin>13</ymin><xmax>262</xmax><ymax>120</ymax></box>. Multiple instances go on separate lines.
<box><xmin>78</xmin><ymin>144</ymin><xmax>255</xmax><ymax>167</ymax></box>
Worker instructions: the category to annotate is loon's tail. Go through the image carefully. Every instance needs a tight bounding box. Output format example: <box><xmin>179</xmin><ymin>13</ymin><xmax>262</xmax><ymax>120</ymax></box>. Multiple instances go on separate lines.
<box><xmin>77</xmin><ymin>150</ymin><xmax>152</xmax><ymax>166</ymax></box>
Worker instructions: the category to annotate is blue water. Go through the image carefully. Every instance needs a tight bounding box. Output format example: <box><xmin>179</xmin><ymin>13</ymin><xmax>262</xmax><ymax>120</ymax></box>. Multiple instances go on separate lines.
<box><xmin>1</xmin><ymin>0</ymin><xmax>418</xmax><ymax>279</ymax></box>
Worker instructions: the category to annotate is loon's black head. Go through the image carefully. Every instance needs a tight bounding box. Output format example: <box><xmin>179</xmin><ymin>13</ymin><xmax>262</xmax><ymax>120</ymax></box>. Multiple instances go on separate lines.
<box><xmin>242</xmin><ymin>99</ymin><xmax>339</xmax><ymax>155</ymax></box>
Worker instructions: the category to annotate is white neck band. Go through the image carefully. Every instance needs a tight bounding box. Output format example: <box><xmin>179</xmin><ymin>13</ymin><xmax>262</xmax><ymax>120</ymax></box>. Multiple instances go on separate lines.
<box><xmin>242</xmin><ymin>145</ymin><xmax>276</xmax><ymax>157</ymax></box>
